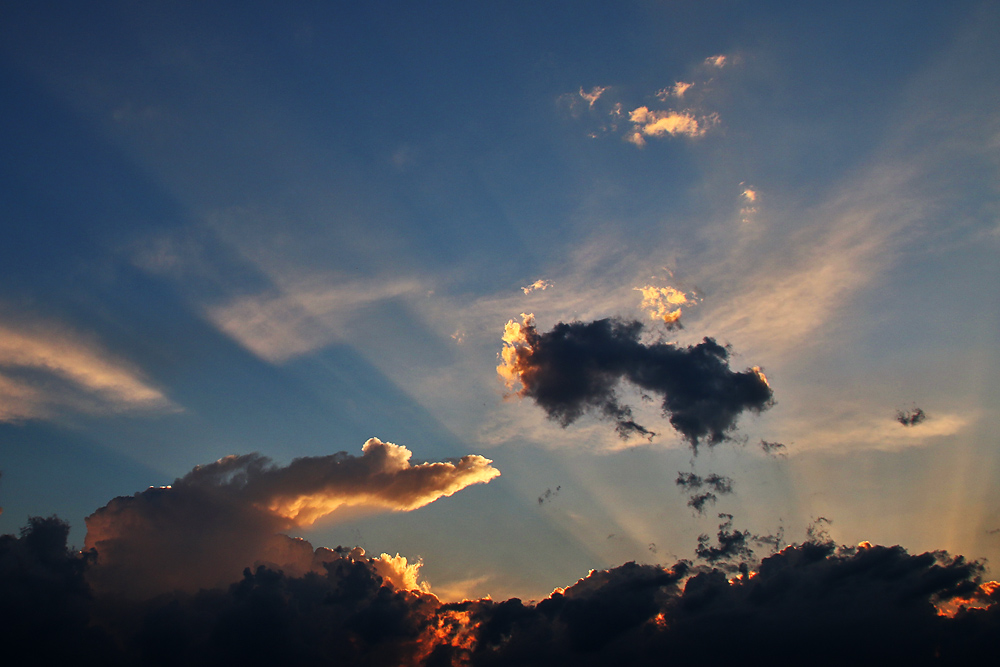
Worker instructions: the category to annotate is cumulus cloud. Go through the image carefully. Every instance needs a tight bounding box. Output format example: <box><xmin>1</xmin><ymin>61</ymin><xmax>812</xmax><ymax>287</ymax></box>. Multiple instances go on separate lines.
<box><xmin>634</xmin><ymin>284</ymin><xmax>694</xmax><ymax>329</ymax></box>
<box><xmin>0</xmin><ymin>317</ymin><xmax>173</xmax><ymax>422</ymax></box>
<box><xmin>625</xmin><ymin>107</ymin><xmax>717</xmax><ymax>146</ymax></box>
<box><xmin>521</xmin><ymin>279</ymin><xmax>553</xmax><ymax>295</ymax></box>
<box><xmin>84</xmin><ymin>438</ymin><xmax>499</xmax><ymax>597</ymax></box>
<box><xmin>498</xmin><ymin>315</ymin><xmax>773</xmax><ymax>447</ymax></box>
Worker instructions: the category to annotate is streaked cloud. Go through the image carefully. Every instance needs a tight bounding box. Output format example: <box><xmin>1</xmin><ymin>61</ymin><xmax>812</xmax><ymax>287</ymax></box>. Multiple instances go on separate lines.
<box><xmin>579</xmin><ymin>85</ymin><xmax>607</xmax><ymax>107</ymax></box>
<box><xmin>207</xmin><ymin>277</ymin><xmax>423</xmax><ymax>363</ymax></box>
<box><xmin>0</xmin><ymin>317</ymin><xmax>173</xmax><ymax>421</ymax></box>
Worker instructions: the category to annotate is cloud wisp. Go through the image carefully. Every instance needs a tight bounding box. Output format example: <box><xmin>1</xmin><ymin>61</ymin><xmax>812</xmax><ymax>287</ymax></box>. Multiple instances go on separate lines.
<box><xmin>675</xmin><ymin>472</ymin><xmax>735</xmax><ymax>514</ymax></box>
<box><xmin>84</xmin><ymin>438</ymin><xmax>499</xmax><ymax>597</ymax></box>
<box><xmin>0</xmin><ymin>318</ymin><xmax>173</xmax><ymax>422</ymax></box>
<box><xmin>498</xmin><ymin>315</ymin><xmax>773</xmax><ymax>447</ymax></box>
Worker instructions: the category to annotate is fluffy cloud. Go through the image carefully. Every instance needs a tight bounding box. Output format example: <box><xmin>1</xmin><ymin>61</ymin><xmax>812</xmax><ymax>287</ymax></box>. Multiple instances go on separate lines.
<box><xmin>498</xmin><ymin>315</ymin><xmax>773</xmax><ymax>447</ymax></box>
<box><xmin>625</xmin><ymin>107</ymin><xmax>717</xmax><ymax>146</ymax></box>
<box><xmin>84</xmin><ymin>438</ymin><xmax>499</xmax><ymax>597</ymax></box>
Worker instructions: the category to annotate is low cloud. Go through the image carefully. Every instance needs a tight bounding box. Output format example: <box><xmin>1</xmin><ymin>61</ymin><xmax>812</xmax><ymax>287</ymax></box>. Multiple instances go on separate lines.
<box><xmin>84</xmin><ymin>438</ymin><xmax>499</xmax><ymax>597</ymax></box>
<box><xmin>4</xmin><ymin>513</ymin><xmax>999</xmax><ymax>664</ymax></box>
<box><xmin>498</xmin><ymin>315</ymin><xmax>773</xmax><ymax>447</ymax></box>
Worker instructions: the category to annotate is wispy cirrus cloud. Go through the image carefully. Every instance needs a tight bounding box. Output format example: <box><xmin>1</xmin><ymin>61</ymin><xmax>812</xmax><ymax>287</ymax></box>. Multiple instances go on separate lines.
<box><xmin>0</xmin><ymin>317</ymin><xmax>173</xmax><ymax>421</ymax></box>
<box><xmin>207</xmin><ymin>276</ymin><xmax>423</xmax><ymax>363</ymax></box>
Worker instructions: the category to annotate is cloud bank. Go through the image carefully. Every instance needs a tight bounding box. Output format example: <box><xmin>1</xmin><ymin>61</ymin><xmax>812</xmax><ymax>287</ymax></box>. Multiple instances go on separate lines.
<box><xmin>498</xmin><ymin>315</ymin><xmax>773</xmax><ymax>446</ymax></box>
<box><xmin>4</xmin><ymin>514</ymin><xmax>998</xmax><ymax>665</ymax></box>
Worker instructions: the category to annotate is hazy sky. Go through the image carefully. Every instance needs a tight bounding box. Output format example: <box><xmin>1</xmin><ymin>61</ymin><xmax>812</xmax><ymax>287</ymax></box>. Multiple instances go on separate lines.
<box><xmin>1</xmin><ymin>0</ymin><xmax>999</xmax><ymax>604</ymax></box>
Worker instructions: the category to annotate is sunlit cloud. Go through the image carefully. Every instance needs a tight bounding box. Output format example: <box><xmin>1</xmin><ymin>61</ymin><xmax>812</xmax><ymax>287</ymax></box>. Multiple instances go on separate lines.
<box><xmin>0</xmin><ymin>318</ymin><xmax>173</xmax><ymax>421</ymax></box>
<box><xmin>657</xmin><ymin>81</ymin><xmax>694</xmax><ymax>99</ymax></box>
<box><xmin>521</xmin><ymin>278</ymin><xmax>553</xmax><ymax>295</ymax></box>
<box><xmin>705</xmin><ymin>54</ymin><xmax>727</xmax><ymax>67</ymax></box>
<box><xmin>626</xmin><ymin>107</ymin><xmax>717</xmax><ymax>146</ymax></box>
<box><xmin>579</xmin><ymin>85</ymin><xmax>607</xmax><ymax>107</ymax></box>
<box><xmin>84</xmin><ymin>437</ymin><xmax>499</xmax><ymax>596</ymax></box>
<box><xmin>634</xmin><ymin>284</ymin><xmax>694</xmax><ymax>329</ymax></box>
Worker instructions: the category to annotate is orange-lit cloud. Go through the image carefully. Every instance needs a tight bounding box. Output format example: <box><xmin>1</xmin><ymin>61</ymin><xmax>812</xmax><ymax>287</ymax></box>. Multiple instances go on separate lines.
<box><xmin>84</xmin><ymin>438</ymin><xmax>499</xmax><ymax>597</ymax></box>
<box><xmin>634</xmin><ymin>285</ymin><xmax>693</xmax><ymax>328</ymax></box>
<box><xmin>705</xmin><ymin>54</ymin><xmax>727</xmax><ymax>67</ymax></box>
<box><xmin>521</xmin><ymin>279</ymin><xmax>553</xmax><ymax>295</ymax></box>
<box><xmin>626</xmin><ymin>107</ymin><xmax>716</xmax><ymax>146</ymax></box>
<box><xmin>579</xmin><ymin>85</ymin><xmax>607</xmax><ymax>106</ymax></box>
<box><xmin>657</xmin><ymin>81</ymin><xmax>694</xmax><ymax>99</ymax></box>
<box><xmin>0</xmin><ymin>318</ymin><xmax>173</xmax><ymax>421</ymax></box>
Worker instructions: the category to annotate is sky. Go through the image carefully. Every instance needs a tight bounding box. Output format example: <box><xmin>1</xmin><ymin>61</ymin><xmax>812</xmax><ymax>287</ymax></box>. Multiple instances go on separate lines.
<box><xmin>2</xmin><ymin>0</ymin><xmax>1000</xmax><ymax>645</ymax></box>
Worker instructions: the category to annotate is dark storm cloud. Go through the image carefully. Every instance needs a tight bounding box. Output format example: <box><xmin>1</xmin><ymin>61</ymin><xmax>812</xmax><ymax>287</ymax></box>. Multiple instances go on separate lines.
<box><xmin>499</xmin><ymin>317</ymin><xmax>774</xmax><ymax>447</ymax></box>
<box><xmin>3</xmin><ymin>515</ymin><xmax>1000</xmax><ymax>665</ymax></box>
<box><xmin>896</xmin><ymin>407</ymin><xmax>928</xmax><ymax>426</ymax></box>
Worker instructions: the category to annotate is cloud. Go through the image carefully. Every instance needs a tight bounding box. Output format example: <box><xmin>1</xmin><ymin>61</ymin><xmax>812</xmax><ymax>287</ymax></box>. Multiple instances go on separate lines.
<box><xmin>634</xmin><ymin>284</ymin><xmax>694</xmax><ymax>329</ymax></box>
<box><xmin>207</xmin><ymin>277</ymin><xmax>423</xmax><ymax>363</ymax></box>
<box><xmin>84</xmin><ymin>438</ymin><xmax>499</xmax><ymax>597</ymax></box>
<box><xmin>4</xmin><ymin>513</ymin><xmax>1000</xmax><ymax>664</ymax></box>
<box><xmin>0</xmin><ymin>317</ymin><xmax>173</xmax><ymax>422</ymax></box>
<box><xmin>537</xmin><ymin>485</ymin><xmax>561</xmax><ymax>506</ymax></box>
<box><xmin>625</xmin><ymin>107</ymin><xmax>717</xmax><ymax>146</ymax></box>
<box><xmin>676</xmin><ymin>472</ymin><xmax>735</xmax><ymax>514</ymax></box>
<box><xmin>579</xmin><ymin>86</ymin><xmax>606</xmax><ymax>107</ymax></box>
<box><xmin>521</xmin><ymin>279</ymin><xmax>553</xmax><ymax>295</ymax></box>
<box><xmin>498</xmin><ymin>315</ymin><xmax>773</xmax><ymax>447</ymax></box>
<box><xmin>705</xmin><ymin>54</ymin><xmax>727</xmax><ymax>68</ymax></box>
<box><xmin>896</xmin><ymin>406</ymin><xmax>928</xmax><ymax>426</ymax></box>
<box><xmin>656</xmin><ymin>82</ymin><xmax>694</xmax><ymax>99</ymax></box>
<box><xmin>758</xmin><ymin>439</ymin><xmax>787</xmax><ymax>456</ymax></box>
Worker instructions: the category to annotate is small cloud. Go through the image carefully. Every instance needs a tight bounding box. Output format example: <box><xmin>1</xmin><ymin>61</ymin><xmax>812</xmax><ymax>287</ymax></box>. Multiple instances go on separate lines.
<box><xmin>579</xmin><ymin>86</ymin><xmax>607</xmax><ymax>107</ymax></box>
<box><xmin>759</xmin><ymin>439</ymin><xmax>787</xmax><ymax>457</ymax></box>
<box><xmin>896</xmin><ymin>407</ymin><xmax>928</xmax><ymax>427</ymax></box>
<box><xmin>537</xmin><ymin>485</ymin><xmax>562</xmax><ymax>505</ymax></box>
<box><xmin>634</xmin><ymin>284</ymin><xmax>695</xmax><ymax>329</ymax></box>
<box><xmin>521</xmin><ymin>279</ymin><xmax>553</xmax><ymax>295</ymax></box>
<box><xmin>705</xmin><ymin>54</ymin><xmax>727</xmax><ymax>68</ymax></box>
<box><xmin>627</xmin><ymin>106</ymin><xmax>716</xmax><ymax>142</ymax></box>
<box><xmin>657</xmin><ymin>82</ymin><xmax>694</xmax><ymax>100</ymax></box>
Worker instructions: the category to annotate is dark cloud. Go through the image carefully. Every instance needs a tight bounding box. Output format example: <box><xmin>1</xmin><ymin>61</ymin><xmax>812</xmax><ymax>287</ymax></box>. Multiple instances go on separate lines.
<box><xmin>676</xmin><ymin>472</ymin><xmax>735</xmax><ymax>514</ymax></box>
<box><xmin>896</xmin><ymin>407</ymin><xmax>928</xmax><ymax>426</ymax></box>
<box><xmin>759</xmin><ymin>439</ymin><xmax>787</xmax><ymax>456</ymax></box>
<box><xmin>500</xmin><ymin>317</ymin><xmax>773</xmax><ymax>447</ymax></box>
<box><xmin>537</xmin><ymin>485</ymin><xmax>561</xmax><ymax>505</ymax></box>
<box><xmin>3</xmin><ymin>515</ymin><xmax>999</xmax><ymax>665</ymax></box>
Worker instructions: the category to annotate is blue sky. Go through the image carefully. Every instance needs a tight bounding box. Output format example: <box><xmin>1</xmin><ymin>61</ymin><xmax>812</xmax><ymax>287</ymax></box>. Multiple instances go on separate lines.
<box><xmin>1</xmin><ymin>0</ymin><xmax>999</xmax><ymax>602</ymax></box>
